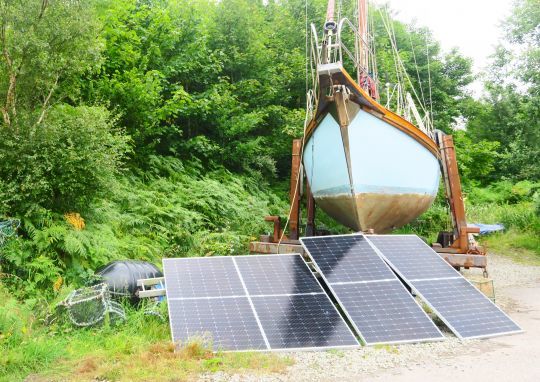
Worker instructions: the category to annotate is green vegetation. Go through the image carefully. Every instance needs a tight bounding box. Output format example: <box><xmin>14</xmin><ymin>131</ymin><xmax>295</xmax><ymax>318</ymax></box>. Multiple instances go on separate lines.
<box><xmin>0</xmin><ymin>0</ymin><xmax>538</xmax><ymax>381</ymax></box>
<box><xmin>0</xmin><ymin>286</ymin><xmax>291</xmax><ymax>382</ymax></box>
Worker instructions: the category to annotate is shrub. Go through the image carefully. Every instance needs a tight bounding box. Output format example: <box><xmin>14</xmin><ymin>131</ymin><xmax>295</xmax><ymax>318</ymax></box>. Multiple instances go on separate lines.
<box><xmin>0</xmin><ymin>105</ymin><xmax>130</xmax><ymax>216</ymax></box>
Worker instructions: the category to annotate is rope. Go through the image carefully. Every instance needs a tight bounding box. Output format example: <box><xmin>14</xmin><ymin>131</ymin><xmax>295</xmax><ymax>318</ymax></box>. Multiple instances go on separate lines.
<box><xmin>276</xmin><ymin>0</ymin><xmax>313</xmax><ymax>252</ymax></box>
<box><xmin>409</xmin><ymin>32</ymin><xmax>427</xmax><ymax>108</ymax></box>
<box><xmin>378</xmin><ymin>7</ymin><xmax>430</xmax><ymax>118</ymax></box>
<box><xmin>426</xmin><ymin>34</ymin><xmax>434</xmax><ymax>122</ymax></box>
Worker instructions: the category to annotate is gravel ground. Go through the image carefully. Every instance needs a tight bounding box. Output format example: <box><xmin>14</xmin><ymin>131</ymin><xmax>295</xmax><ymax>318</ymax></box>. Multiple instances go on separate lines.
<box><xmin>200</xmin><ymin>253</ymin><xmax>540</xmax><ymax>382</ymax></box>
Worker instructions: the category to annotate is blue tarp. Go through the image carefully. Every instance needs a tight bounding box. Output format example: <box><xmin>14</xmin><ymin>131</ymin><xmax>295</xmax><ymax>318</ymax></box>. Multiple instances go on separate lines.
<box><xmin>469</xmin><ymin>223</ymin><xmax>505</xmax><ymax>235</ymax></box>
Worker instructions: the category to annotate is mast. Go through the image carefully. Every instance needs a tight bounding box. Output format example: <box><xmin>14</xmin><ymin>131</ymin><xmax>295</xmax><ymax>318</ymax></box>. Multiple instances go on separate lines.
<box><xmin>357</xmin><ymin>0</ymin><xmax>368</xmax><ymax>83</ymax></box>
<box><xmin>357</xmin><ymin>0</ymin><xmax>378</xmax><ymax>99</ymax></box>
<box><xmin>321</xmin><ymin>0</ymin><xmax>337</xmax><ymax>64</ymax></box>
<box><xmin>326</xmin><ymin>0</ymin><xmax>335</xmax><ymax>23</ymax></box>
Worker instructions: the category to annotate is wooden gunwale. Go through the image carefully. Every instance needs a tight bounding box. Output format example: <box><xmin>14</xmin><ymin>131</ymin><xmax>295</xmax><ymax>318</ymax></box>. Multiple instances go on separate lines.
<box><xmin>305</xmin><ymin>67</ymin><xmax>439</xmax><ymax>157</ymax></box>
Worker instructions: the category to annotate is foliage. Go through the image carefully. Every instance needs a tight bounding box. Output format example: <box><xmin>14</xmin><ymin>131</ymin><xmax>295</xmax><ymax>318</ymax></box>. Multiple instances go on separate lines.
<box><xmin>0</xmin><ymin>286</ymin><xmax>291</xmax><ymax>382</ymax></box>
<box><xmin>0</xmin><ymin>0</ymin><xmax>102</xmax><ymax>128</ymax></box>
<box><xmin>465</xmin><ymin>0</ymin><xmax>540</xmax><ymax>182</ymax></box>
<box><xmin>466</xmin><ymin>180</ymin><xmax>540</xmax><ymax>205</ymax></box>
<box><xmin>0</xmin><ymin>105</ymin><xmax>129</xmax><ymax>216</ymax></box>
<box><xmin>0</xmin><ymin>157</ymin><xmax>288</xmax><ymax>298</ymax></box>
<box><xmin>453</xmin><ymin>131</ymin><xmax>500</xmax><ymax>185</ymax></box>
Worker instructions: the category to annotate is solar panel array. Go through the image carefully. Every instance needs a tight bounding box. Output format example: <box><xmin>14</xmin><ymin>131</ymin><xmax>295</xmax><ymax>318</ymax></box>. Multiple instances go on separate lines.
<box><xmin>300</xmin><ymin>235</ymin><xmax>444</xmax><ymax>345</ymax></box>
<box><xmin>366</xmin><ymin>235</ymin><xmax>523</xmax><ymax>339</ymax></box>
<box><xmin>163</xmin><ymin>255</ymin><xmax>359</xmax><ymax>351</ymax></box>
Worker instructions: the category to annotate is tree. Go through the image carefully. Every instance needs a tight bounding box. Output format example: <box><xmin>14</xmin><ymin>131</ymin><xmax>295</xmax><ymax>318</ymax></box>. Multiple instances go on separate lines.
<box><xmin>0</xmin><ymin>0</ymin><xmax>128</xmax><ymax>215</ymax></box>
<box><xmin>0</xmin><ymin>0</ymin><xmax>101</xmax><ymax>129</ymax></box>
<box><xmin>465</xmin><ymin>0</ymin><xmax>540</xmax><ymax>181</ymax></box>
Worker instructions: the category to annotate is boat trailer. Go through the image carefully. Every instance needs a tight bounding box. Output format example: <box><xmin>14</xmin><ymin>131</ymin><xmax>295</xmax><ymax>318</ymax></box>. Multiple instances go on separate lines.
<box><xmin>250</xmin><ymin>131</ymin><xmax>488</xmax><ymax>275</ymax></box>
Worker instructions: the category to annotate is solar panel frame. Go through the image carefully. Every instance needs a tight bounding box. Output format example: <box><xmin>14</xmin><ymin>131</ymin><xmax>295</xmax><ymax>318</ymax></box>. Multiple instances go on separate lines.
<box><xmin>251</xmin><ymin>293</ymin><xmax>361</xmax><ymax>350</ymax></box>
<box><xmin>364</xmin><ymin>234</ymin><xmax>523</xmax><ymax>340</ymax></box>
<box><xmin>167</xmin><ymin>296</ymin><xmax>268</xmax><ymax>351</ymax></box>
<box><xmin>300</xmin><ymin>234</ymin><xmax>445</xmax><ymax>346</ymax></box>
<box><xmin>366</xmin><ymin>235</ymin><xmax>462</xmax><ymax>281</ymax></box>
<box><xmin>412</xmin><ymin>278</ymin><xmax>523</xmax><ymax>339</ymax></box>
<box><xmin>163</xmin><ymin>254</ymin><xmax>360</xmax><ymax>352</ymax></box>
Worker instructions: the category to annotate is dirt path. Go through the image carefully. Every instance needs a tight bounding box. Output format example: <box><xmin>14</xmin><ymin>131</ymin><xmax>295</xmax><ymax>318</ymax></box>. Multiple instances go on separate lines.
<box><xmin>367</xmin><ymin>284</ymin><xmax>540</xmax><ymax>382</ymax></box>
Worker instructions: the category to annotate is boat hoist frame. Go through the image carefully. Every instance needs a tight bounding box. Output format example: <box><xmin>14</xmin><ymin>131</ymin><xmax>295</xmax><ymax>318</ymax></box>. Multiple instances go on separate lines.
<box><xmin>250</xmin><ymin>132</ymin><xmax>488</xmax><ymax>274</ymax></box>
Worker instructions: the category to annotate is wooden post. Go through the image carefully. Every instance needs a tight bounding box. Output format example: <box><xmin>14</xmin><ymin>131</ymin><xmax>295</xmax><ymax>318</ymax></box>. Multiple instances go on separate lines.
<box><xmin>437</xmin><ymin>132</ymin><xmax>480</xmax><ymax>253</ymax></box>
<box><xmin>306</xmin><ymin>180</ymin><xmax>316</xmax><ymax>236</ymax></box>
<box><xmin>289</xmin><ymin>139</ymin><xmax>302</xmax><ymax>240</ymax></box>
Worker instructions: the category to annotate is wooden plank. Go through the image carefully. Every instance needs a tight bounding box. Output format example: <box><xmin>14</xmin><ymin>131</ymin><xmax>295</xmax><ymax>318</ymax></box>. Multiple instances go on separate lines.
<box><xmin>138</xmin><ymin>289</ymin><xmax>166</xmax><ymax>298</ymax></box>
<box><xmin>136</xmin><ymin>277</ymin><xmax>165</xmax><ymax>287</ymax></box>
<box><xmin>249</xmin><ymin>241</ymin><xmax>305</xmax><ymax>255</ymax></box>
<box><xmin>437</xmin><ymin>253</ymin><xmax>487</xmax><ymax>268</ymax></box>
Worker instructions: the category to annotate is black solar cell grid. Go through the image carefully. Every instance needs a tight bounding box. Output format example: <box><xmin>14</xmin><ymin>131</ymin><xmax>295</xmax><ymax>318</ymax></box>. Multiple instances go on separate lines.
<box><xmin>413</xmin><ymin>278</ymin><xmax>522</xmax><ymax>339</ymax></box>
<box><xmin>366</xmin><ymin>234</ymin><xmax>523</xmax><ymax>339</ymax></box>
<box><xmin>163</xmin><ymin>257</ymin><xmax>244</xmax><ymax>299</ymax></box>
<box><xmin>234</xmin><ymin>254</ymin><xmax>321</xmax><ymax>295</ymax></box>
<box><xmin>301</xmin><ymin>235</ymin><xmax>396</xmax><ymax>283</ymax></box>
<box><xmin>300</xmin><ymin>234</ymin><xmax>445</xmax><ymax>345</ymax></box>
<box><xmin>366</xmin><ymin>235</ymin><xmax>459</xmax><ymax>280</ymax></box>
<box><xmin>251</xmin><ymin>294</ymin><xmax>359</xmax><ymax>349</ymax></box>
<box><xmin>163</xmin><ymin>254</ymin><xmax>360</xmax><ymax>351</ymax></box>
<box><xmin>332</xmin><ymin>281</ymin><xmax>444</xmax><ymax>344</ymax></box>
<box><xmin>168</xmin><ymin>297</ymin><xmax>267</xmax><ymax>351</ymax></box>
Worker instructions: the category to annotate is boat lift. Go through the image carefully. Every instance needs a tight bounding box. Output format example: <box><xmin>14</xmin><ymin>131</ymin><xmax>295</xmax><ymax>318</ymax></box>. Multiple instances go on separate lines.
<box><xmin>250</xmin><ymin>131</ymin><xmax>488</xmax><ymax>274</ymax></box>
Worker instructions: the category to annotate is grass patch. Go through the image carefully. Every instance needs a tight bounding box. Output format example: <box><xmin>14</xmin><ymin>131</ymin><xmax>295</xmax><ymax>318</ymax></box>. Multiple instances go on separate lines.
<box><xmin>0</xmin><ymin>286</ymin><xmax>291</xmax><ymax>382</ymax></box>
<box><xmin>479</xmin><ymin>229</ymin><xmax>540</xmax><ymax>265</ymax></box>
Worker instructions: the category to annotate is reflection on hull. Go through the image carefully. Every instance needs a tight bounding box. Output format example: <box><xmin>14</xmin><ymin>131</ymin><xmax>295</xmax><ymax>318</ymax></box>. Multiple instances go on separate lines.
<box><xmin>315</xmin><ymin>192</ymin><xmax>436</xmax><ymax>233</ymax></box>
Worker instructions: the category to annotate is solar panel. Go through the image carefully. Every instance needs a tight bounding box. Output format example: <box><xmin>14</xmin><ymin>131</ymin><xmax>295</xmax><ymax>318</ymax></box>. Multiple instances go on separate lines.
<box><xmin>234</xmin><ymin>255</ymin><xmax>320</xmax><ymax>295</ymax></box>
<box><xmin>252</xmin><ymin>294</ymin><xmax>359</xmax><ymax>349</ymax></box>
<box><xmin>413</xmin><ymin>278</ymin><xmax>522</xmax><ymax>338</ymax></box>
<box><xmin>163</xmin><ymin>257</ymin><xmax>244</xmax><ymax>299</ymax></box>
<box><xmin>163</xmin><ymin>255</ymin><xmax>359</xmax><ymax>351</ymax></box>
<box><xmin>366</xmin><ymin>235</ymin><xmax>460</xmax><ymax>280</ymax></box>
<box><xmin>300</xmin><ymin>235</ymin><xmax>444</xmax><ymax>345</ymax></box>
<box><xmin>366</xmin><ymin>235</ymin><xmax>523</xmax><ymax>339</ymax></box>
<box><xmin>168</xmin><ymin>297</ymin><xmax>267</xmax><ymax>351</ymax></box>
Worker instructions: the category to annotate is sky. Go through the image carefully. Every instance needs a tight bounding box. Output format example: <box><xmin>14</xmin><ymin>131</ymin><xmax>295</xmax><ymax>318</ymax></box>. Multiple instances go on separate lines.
<box><xmin>373</xmin><ymin>0</ymin><xmax>513</xmax><ymax>96</ymax></box>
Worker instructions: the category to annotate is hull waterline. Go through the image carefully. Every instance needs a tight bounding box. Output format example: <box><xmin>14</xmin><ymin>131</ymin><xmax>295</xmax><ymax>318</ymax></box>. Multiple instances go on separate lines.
<box><xmin>303</xmin><ymin>66</ymin><xmax>440</xmax><ymax>233</ymax></box>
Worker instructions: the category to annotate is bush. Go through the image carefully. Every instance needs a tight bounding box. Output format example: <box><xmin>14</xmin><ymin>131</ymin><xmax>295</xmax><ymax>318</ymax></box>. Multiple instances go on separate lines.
<box><xmin>0</xmin><ymin>157</ymin><xmax>289</xmax><ymax>298</ymax></box>
<box><xmin>0</xmin><ymin>105</ymin><xmax>130</xmax><ymax>216</ymax></box>
<box><xmin>467</xmin><ymin>180</ymin><xmax>540</xmax><ymax>205</ymax></box>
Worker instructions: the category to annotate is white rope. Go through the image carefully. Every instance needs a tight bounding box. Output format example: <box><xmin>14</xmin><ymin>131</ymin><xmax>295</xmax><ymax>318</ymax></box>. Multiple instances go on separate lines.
<box><xmin>276</xmin><ymin>0</ymin><xmax>312</xmax><ymax>251</ymax></box>
<box><xmin>409</xmin><ymin>32</ymin><xmax>427</xmax><ymax>108</ymax></box>
<box><xmin>426</xmin><ymin>33</ymin><xmax>434</xmax><ymax>123</ymax></box>
<box><xmin>378</xmin><ymin>7</ymin><xmax>430</xmax><ymax>118</ymax></box>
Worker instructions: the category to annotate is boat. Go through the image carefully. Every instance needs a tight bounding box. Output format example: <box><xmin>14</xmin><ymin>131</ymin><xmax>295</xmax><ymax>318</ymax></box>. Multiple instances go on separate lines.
<box><xmin>302</xmin><ymin>0</ymin><xmax>440</xmax><ymax>233</ymax></box>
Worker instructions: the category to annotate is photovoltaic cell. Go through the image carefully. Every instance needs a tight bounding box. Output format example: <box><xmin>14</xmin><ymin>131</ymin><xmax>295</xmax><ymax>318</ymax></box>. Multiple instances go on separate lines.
<box><xmin>366</xmin><ymin>235</ymin><xmax>459</xmax><ymax>280</ymax></box>
<box><xmin>163</xmin><ymin>254</ymin><xmax>359</xmax><ymax>351</ymax></box>
<box><xmin>235</xmin><ymin>255</ymin><xmax>320</xmax><ymax>295</ymax></box>
<box><xmin>163</xmin><ymin>257</ymin><xmax>244</xmax><ymax>299</ymax></box>
<box><xmin>252</xmin><ymin>294</ymin><xmax>360</xmax><ymax>349</ymax></box>
<box><xmin>300</xmin><ymin>235</ymin><xmax>395</xmax><ymax>283</ymax></box>
<box><xmin>168</xmin><ymin>297</ymin><xmax>267</xmax><ymax>351</ymax></box>
<box><xmin>413</xmin><ymin>278</ymin><xmax>522</xmax><ymax>338</ymax></box>
<box><xmin>331</xmin><ymin>281</ymin><xmax>443</xmax><ymax>344</ymax></box>
<box><xmin>300</xmin><ymin>235</ymin><xmax>444</xmax><ymax>345</ymax></box>
<box><xmin>366</xmin><ymin>234</ymin><xmax>523</xmax><ymax>339</ymax></box>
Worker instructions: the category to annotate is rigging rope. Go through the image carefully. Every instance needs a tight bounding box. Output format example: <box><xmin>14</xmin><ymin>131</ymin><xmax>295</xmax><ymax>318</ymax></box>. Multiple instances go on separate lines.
<box><xmin>426</xmin><ymin>33</ymin><xmax>434</xmax><ymax>122</ymax></box>
<box><xmin>378</xmin><ymin>6</ymin><xmax>430</xmax><ymax>119</ymax></box>
<box><xmin>277</xmin><ymin>0</ymin><xmax>313</xmax><ymax>251</ymax></box>
<box><xmin>409</xmin><ymin>32</ymin><xmax>427</xmax><ymax>109</ymax></box>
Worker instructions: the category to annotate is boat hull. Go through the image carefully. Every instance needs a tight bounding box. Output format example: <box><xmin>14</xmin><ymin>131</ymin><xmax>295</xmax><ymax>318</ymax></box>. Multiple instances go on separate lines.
<box><xmin>303</xmin><ymin>108</ymin><xmax>440</xmax><ymax>233</ymax></box>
